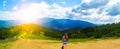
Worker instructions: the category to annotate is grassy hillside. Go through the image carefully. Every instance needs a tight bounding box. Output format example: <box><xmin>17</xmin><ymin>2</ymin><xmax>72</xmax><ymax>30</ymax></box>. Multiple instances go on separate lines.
<box><xmin>1</xmin><ymin>22</ymin><xmax>120</xmax><ymax>40</ymax></box>
<box><xmin>0</xmin><ymin>24</ymin><xmax>62</xmax><ymax>40</ymax></box>
<box><xmin>63</xmin><ymin>22</ymin><xmax>120</xmax><ymax>39</ymax></box>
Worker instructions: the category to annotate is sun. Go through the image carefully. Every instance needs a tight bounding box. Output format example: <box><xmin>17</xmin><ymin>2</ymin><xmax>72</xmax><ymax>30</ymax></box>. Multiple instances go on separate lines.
<box><xmin>10</xmin><ymin>3</ymin><xmax>46</xmax><ymax>24</ymax></box>
<box><xmin>20</xmin><ymin>18</ymin><xmax>37</xmax><ymax>24</ymax></box>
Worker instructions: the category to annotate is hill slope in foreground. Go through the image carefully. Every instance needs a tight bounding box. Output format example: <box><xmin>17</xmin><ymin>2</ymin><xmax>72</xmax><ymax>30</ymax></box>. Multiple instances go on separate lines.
<box><xmin>6</xmin><ymin>38</ymin><xmax>120</xmax><ymax>49</ymax></box>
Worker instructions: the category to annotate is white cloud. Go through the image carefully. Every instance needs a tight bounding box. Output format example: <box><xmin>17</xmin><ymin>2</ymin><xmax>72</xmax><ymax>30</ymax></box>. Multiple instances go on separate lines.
<box><xmin>114</xmin><ymin>15</ymin><xmax>120</xmax><ymax>23</ymax></box>
<box><xmin>13</xmin><ymin>6</ymin><xmax>18</xmax><ymax>10</ymax></box>
<box><xmin>0</xmin><ymin>11</ymin><xmax>13</xmax><ymax>20</ymax></box>
<box><xmin>61</xmin><ymin>1</ymin><xmax>66</xmax><ymax>5</ymax></box>
<box><xmin>3</xmin><ymin>1</ymin><xmax>7</xmax><ymax>7</ymax></box>
<box><xmin>69</xmin><ymin>0</ymin><xmax>120</xmax><ymax>24</ymax></box>
<box><xmin>9</xmin><ymin>1</ymin><xmax>71</xmax><ymax>20</ymax></box>
<box><xmin>82</xmin><ymin>0</ymin><xmax>92</xmax><ymax>3</ymax></box>
<box><xmin>3</xmin><ymin>0</ymin><xmax>7</xmax><ymax>3</ymax></box>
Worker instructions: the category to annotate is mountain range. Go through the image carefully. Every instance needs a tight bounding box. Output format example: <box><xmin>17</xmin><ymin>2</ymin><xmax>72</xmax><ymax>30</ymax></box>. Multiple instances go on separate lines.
<box><xmin>0</xmin><ymin>18</ymin><xmax>96</xmax><ymax>31</ymax></box>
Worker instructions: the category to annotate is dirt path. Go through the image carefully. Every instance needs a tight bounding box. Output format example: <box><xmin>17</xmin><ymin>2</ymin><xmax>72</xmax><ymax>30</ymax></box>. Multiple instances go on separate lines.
<box><xmin>8</xmin><ymin>38</ymin><xmax>120</xmax><ymax>49</ymax></box>
<box><xmin>8</xmin><ymin>38</ymin><xmax>61</xmax><ymax>49</ymax></box>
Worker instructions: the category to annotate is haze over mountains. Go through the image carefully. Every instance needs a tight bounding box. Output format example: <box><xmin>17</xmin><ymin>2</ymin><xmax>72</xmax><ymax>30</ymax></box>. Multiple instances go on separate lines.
<box><xmin>0</xmin><ymin>18</ymin><xmax>96</xmax><ymax>31</ymax></box>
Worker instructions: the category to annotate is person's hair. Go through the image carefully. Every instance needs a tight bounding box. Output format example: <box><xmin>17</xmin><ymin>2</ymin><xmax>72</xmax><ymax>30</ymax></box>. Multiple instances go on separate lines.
<box><xmin>64</xmin><ymin>33</ymin><xmax>68</xmax><ymax>40</ymax></box>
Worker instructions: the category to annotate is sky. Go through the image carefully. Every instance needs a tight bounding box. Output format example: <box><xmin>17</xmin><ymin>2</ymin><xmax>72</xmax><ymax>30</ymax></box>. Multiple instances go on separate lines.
<box><xmin>0</xmin><ymin>0</ymin><xmax>120</xmax><ymax>24</ymax></box>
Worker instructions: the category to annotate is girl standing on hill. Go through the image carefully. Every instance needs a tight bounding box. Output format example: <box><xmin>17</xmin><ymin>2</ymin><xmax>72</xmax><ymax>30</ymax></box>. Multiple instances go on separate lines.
<box><xmin>62</xmin><ymin>33</ymin><xmax>68</xmax><ymax>49</ymax></box>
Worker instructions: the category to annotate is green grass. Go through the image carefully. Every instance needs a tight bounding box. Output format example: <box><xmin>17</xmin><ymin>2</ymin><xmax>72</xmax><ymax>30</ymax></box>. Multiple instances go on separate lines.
<box><xmin>68</xmin><ymin>37</ymin><xmax>120</xmax><ymax>43</ymax></box>
<box><xmin>0</xmin><ymin>41</ymin><xmax>11</xmax><ymax>49</ymax></box>
<box><xmin>23</xmin><ymin>34</ymin><xmax>100</xmax><ymax>43</ymax></box>
<box><xmin>0</xmin><ymin>38</ymin><xmax>16</xmax><ymax>49</ymax></box>
<box><xmin>23</xmin><ymin>34</ymin><xmax>60</xmax><ymax>40</ymax></box>
<box><xmin>23</xmin><ymin>34</ymin><xmax>45</xmax><ymax>39</ymax></box>
<box><xmin>21</xmin><ymin>33</ymin><xmax>120</xmax><ymax>43</ymax></box>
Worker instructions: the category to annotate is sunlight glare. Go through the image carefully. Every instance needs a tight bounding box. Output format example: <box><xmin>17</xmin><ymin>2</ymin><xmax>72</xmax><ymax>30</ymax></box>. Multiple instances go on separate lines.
<box><xmin>20</xmin><ymin>18</ymin><xmax>37</xmax><ymax>24</ymax></box>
